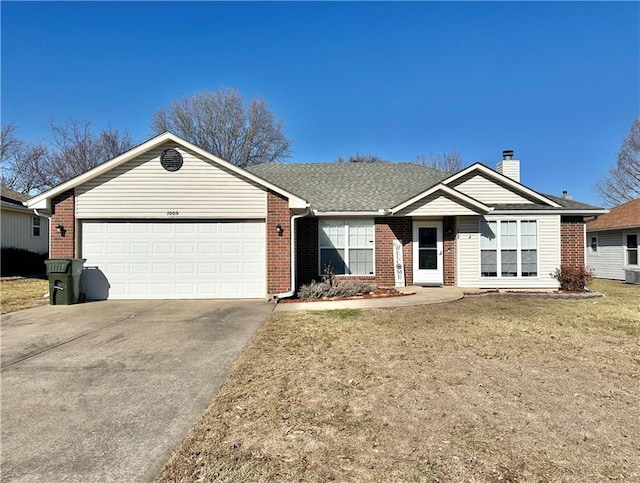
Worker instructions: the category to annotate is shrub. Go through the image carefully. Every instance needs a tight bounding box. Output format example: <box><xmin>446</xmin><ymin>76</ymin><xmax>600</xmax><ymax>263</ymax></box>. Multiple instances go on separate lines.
<box><xmin>321</xmin><ymin>265</ymin><xmax>336</xmax><ymax>286</ymax></box>
<box><xmin>297</xmin><ymin>279</ymin><xmax>376</xmax><ymax>300</ymax></box>
<box><xmin>1</xmin><ymin>248</ymin><xmax>48</xmax><ymax>277</ymax></box>
<box><xmin>552</xmin><ymin>265</ymin><xmax>594</xmax><ymax>292</ymax></box>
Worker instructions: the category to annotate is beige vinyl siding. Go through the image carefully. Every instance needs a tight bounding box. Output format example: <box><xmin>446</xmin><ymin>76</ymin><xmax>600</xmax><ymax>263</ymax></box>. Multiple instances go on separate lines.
<box><xmin>457</xmin><ymin>214</ymin><xmax>561</xmax><ymax>288</ymax></box>
<box><xmin>1</xmin><ymin>208</ymin><xmax>49</xmax><ymax>254</ymax></box>
<box><xmin>76</xmin><ymin>142</ymin><xmax>267</xmax><ymax>219</ymax></box>
<box><xmin>586</xmin><ymin>231</ymin><xmax>625</xmax><ymax>280</ymax></box>
<box><xmin>449</xmin><ymin>173</ymin><xmax>534</xmax><ymax>204</ymax></box>
<box><xmin>398</xmin><ymin>193</ymin><xmax>479</xmax><ymax>216</ymax></box>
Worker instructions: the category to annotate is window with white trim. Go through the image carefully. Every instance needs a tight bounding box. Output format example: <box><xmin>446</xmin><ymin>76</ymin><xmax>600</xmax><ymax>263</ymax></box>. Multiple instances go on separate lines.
<box><xmin>319</xmin><ymin>219</ymin><xmax>374</xmax><ymax>275</ymax></box>
<box><xmin>590</xmin><ymin>235</ymin><xmax>598</xmax><ymax>253</ymax></box>
<box><xmin>627</xmin><ymin>234</ymin><xmax>638</xmax><ymax>266</ymax></box>
<box><xmin>480</xmin><ymin>221</ymin><xmax>497</xmax><ymax>276</ymax></box>
<box><xmin>32</xmin><ymin>217</ymin><xmax>41</xmax><ymax>237</ymax></box>
<box><xmin>480</xmin><ymin>219</ymin><xmax>538</xmax><ymax>277</ymax></box>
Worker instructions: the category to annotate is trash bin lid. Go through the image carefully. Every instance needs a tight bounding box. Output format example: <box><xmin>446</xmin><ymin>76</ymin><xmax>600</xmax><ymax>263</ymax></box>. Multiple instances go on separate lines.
<box><xmin>45</xmin><ymin>259</ymin><xmax>71</xmax><ymax>272</ymax></box>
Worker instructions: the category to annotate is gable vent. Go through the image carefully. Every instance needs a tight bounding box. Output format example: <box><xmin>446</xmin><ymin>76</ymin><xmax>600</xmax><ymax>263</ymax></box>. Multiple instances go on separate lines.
<box><xmin>160</xmin><ymin>148</ymin><xmax>183</xmax><ymax>172</ymax></box>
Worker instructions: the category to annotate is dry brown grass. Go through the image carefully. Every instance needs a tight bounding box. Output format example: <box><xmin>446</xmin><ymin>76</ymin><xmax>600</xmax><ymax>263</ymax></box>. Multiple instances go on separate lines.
<box><xmin>1</xmin><ymin>278</ymin><xmax>49</xmax><ymax>314</ymax></box>
<box><xmin>159</xmin><ymin>279</ymin><xmax>640</xmax><ymax>482</ymax></box>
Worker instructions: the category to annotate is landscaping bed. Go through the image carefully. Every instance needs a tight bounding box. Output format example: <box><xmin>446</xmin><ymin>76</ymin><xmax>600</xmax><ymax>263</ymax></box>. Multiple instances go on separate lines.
<box><xmin>279</xmin><ymin>286</ymin><xmax>411</xmax><ymax>303</ymax></box>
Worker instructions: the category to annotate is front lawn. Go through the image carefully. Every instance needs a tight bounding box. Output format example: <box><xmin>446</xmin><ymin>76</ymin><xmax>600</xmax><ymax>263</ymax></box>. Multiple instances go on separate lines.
<box><xmin>1</xmin><ymin>278</ymin><xmax>49</xmax><ymax>314</ymax></box>
<box><xmin>159</xmin><ymin>279</ymin><xmax>639</xmax><ymax>482</ymax></box>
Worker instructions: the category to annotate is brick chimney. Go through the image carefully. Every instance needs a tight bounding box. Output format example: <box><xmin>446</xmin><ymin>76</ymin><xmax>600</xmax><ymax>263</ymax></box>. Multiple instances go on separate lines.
<box><xmin>496</xmin><ymin>149</ymin><xmax>520</xmax><ymax>183</ymax></box>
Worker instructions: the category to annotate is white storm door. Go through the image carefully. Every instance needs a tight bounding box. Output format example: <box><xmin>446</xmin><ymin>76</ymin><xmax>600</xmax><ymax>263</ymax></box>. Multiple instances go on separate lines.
<box><xmin>413</xmin><ymin>221</ymin><xmax>443</xmax><ymax>285</ymax></box>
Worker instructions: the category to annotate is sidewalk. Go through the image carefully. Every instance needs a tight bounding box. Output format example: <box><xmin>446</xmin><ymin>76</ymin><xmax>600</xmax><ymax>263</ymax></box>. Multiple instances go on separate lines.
<box><xmin>273</xmin><ymin>286</ymin><xmax>464</xmax><ymax>312</ymax></box>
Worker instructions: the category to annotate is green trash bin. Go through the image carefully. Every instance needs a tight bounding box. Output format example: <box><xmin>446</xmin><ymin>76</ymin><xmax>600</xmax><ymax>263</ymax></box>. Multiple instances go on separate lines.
<box><xmin>45</xmin><ymin>259</ymin><xmax>86</xmax><ymax>305</ymax></box>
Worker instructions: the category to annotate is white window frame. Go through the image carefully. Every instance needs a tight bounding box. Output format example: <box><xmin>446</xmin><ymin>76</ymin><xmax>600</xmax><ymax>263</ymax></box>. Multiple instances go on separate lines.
<box><xmin>479</xmin><ymin>218</ymin><xmax>540</xmax><ymax>278</ymax></box>
<box><xmin>318</xmin><ymin>219</ymin><xmax>375</xmax><ymax>276</ymax></box>
<box><xmin>590</xmin><ymin>234</ymin><xmax>598</xmax><ymax>253</ymax></box>
<box><xmin>625</xmin><ymin>231</ymin><xmax>638</xmax><ymax>267</ymax></box>
<box><xmin>32</xmin><ymin>216</ymin><xmax>41</xmax><ymax>237</ymax></box>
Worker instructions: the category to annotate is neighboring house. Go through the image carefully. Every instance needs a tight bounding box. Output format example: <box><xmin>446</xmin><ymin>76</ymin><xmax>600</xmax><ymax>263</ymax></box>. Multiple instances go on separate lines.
<box><xmin>1</xmin><ymin>186</ymin><xmax>49</xmax><ymax>255</ymax></box>
<box><xmin>586</xmin><ymin>198</ymin><xmax>640</xmax><ymax>280</ymax></box>
<box><xmin>26</xmin><ymin>132</ymin><xmax>606</xmax><ymax>300</ymax></box>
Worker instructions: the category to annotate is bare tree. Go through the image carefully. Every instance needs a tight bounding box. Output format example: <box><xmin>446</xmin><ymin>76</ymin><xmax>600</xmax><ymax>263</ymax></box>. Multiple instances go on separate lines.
<box><xmin>1</xmin><ymin>120</ymin><xmax>134</xmax><ymax>193</ymax></box>
<box><xmin>335</xmin><ymin>153</ymin><xmax>388</xmax><ymax>163</ymax></box>
<box><xmin>151</xmin><ymin>88</ymin><xmax>292</xmax><ymax>168</ymax></box>
<box><xmin>1</xmin><ymin>124</ymin><xmax>49</xmax><ymax>194</ymax></box>
<box><xmin>415</xmin><ymin>151</ymin><xmax>463</xmax><ymax>173</ymax></box>
<box><xmin>595</xmin><ymin>116</ymin><xmax>640</xmax><ymax>206</ymax></box>
<box><xmin>44</xmin><ymin>119</ymin><xmax>134</xmax><ymax>186</ymax></box>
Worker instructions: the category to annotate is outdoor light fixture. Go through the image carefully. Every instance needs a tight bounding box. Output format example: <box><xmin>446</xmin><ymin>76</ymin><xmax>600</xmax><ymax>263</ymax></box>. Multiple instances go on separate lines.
<box><xmin>276</xmin><ymin>224</ymin><xmax>284</xmax><ymax>236</ymax></box>
<box><xmin>56</xmin><ymin>224</ymin><xmax>66</xmax><ymax>235</ymax></box>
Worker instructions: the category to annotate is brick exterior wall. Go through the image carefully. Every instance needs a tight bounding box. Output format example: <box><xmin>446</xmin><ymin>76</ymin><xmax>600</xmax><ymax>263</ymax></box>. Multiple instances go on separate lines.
<box><xmin>266</xmin><ymin>191</ymin><xmax>292</xmax><ymax>295</ymax></box>
<box><xmin>50</xmin><ymin>190</ymin><xmax>76</xmax><ymax>258</ymax></box>
<box><xmin>561</xmin><ymin>216</ymin><xmax>585</xmax><ymax>269</ymax></box>
<box><xmin>374</xmin><ymin>217</ymin><xmax>413</xmax><ymax>286</ymax></box>
<box><xmin>296</xmin><ymin>217</ymin><xmax>415</xmax><ymax>288</ymax></box>
<box><xmin>443</xmin><ymin>216</ymin><xmax>456</xmax><ymax>286</ymax></box>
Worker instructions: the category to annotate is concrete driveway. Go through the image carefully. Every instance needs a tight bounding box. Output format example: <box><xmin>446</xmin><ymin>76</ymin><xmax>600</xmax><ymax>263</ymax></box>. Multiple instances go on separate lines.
<box><xmin>1</xmin><ymin>299</ymin><xmax>273</xmax><ymax>482</ymax></box>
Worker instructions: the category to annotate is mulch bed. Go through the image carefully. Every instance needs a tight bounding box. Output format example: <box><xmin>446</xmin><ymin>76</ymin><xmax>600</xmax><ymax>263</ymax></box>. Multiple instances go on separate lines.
<box><xmin>278</xmin><ymin>287</ymin><xmax>413</xmax><ymax>304</ymax></box>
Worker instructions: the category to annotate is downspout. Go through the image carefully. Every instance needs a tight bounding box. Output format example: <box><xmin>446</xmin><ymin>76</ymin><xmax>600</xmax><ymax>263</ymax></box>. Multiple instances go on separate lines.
<box><xmin>273</xmin><ymin>207</ymin><xmax>311</xmax><ymax>302</ymax></box>
<box><xmin>33</xmin><ymin>208</ymin><xmax>52</xmax><ymax>299</ymax></box>
<box><xmin>33</xmin><ymin>208</ymin><xmax>52</xmax><ymax>258</ymax></box>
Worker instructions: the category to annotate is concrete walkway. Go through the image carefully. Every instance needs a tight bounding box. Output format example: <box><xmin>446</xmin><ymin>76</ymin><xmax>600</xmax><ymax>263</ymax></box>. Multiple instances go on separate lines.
<box><xmin>274</xmin><ymin>286</ymin><xmax>464</xmax><ymax>311</ymax></box>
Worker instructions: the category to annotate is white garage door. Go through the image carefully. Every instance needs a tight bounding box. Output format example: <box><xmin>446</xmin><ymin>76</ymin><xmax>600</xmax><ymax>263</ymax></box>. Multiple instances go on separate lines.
<box><xmin>81</xmin><ymin>221</ymin><xmax>266</xmax><ymax>300</ymax></box>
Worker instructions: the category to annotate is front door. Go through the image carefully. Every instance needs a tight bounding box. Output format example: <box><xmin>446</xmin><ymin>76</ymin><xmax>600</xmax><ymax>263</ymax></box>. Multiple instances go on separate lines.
<box><xmin>413</xmin><ymin>221</ymin><xmax>443</xmax><ymax>285</ymax></box>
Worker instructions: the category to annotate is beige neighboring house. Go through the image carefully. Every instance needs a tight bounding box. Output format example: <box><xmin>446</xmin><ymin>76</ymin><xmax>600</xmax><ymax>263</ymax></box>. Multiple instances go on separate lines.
<box><xmin>586</xmin><ymin>198</ymin><xmax>640</xmax><ymax>280</ymax></box>
<box><xmin>1</xmin><ymin>186</ymin><xmax>49</xmax><ymax>255</ymax></box>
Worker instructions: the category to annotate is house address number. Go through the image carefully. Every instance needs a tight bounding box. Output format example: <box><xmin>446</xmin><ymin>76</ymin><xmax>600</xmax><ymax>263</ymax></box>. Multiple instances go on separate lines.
<box><xmin>167</xmin><ymin>211</ymin><xmax>180</xmax><ymax>216</ymax></box>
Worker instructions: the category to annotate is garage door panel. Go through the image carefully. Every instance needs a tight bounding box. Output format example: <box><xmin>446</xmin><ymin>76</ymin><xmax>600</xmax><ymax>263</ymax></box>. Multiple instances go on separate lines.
<box><xmin>175</xmin><ymin>243</ymin><xmax>194</xmax><ymax>254</ymax></box>
<box><xmin>153</xmin><ymin>224</ymin><xmax>171</xmax><ymax>235</ymax></box>
<box><xmin>198</xmin><ymin>263</ymin><xmax>217</xmax><ymax>274</ymax></box>
<box><xmin>199</xmin><ymin>242</ymin><xmax>218</xmax><ymax>254</ymax></box>
<box><xmin>82</xmin><ymin>221</ymin><xmax>265</xmax><ymax>299</ymax></box>
<box><xmin>129</xmin><ymin>263</ymin><xmax>149</xmax><ymax>275</ymax></box>
<box><xmin>130</xmin><ymin>224</ymin><xmax>151</xmax><ymax>234</ymax></box>
<box><xmin>130</xmin><ymin>243</ymin><xmax>149</xmax><ymax>254</ymax></box>
<box><xmin>152</xmin><ymin>242</ymin><xmax>171</xmax><ymax>254</ymax></box>
<box><xmin>108</xmin><ymin>224</ymin><xmax>126</xmax><ymax>234</ymax></box>
<box><xmin>221</xmin><ymin>243</ymin><xmax>239</xmax><ymax>254</ymax></box>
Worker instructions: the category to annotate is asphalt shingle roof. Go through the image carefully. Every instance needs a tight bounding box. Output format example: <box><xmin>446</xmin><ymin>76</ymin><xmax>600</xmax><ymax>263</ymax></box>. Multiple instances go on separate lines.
<box><xmin>492</xmin><ymin>196</ymin><xmax>605</xmax><ymax>212</ymax></box>
<box><xmin>541</xmin><ymin>194</ymin><xmax>605</xmax><ymax>211</ymax></box>
<box><xmin>586</xmin><ymin>198</ymin><xmax>640</xmax><ymax>231</ymax></box>
<box><xmin>0</xmin><ymin>186</ymin><xmax>29</xmax><ymax>205</ymax></box>
<box><xmin>248</xmin><ymin>162</ymin><xmax>448</xmax><ymax>211</ymax></box>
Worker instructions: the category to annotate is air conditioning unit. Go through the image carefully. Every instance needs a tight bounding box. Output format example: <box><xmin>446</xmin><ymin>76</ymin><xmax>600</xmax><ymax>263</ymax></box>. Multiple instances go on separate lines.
<box><xmin>625</xmin><ymin>269</ymin><xmax>640</xmax><ymax>285</ymax></box>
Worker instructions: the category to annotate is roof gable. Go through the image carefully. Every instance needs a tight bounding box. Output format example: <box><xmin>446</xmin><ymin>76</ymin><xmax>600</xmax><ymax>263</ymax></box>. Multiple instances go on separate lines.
<box><xmin>392</xmin><ymin>184</ymin><xmax>490</xmax><ymax>215</ymax></box>
<box><xmin>74</xmin><ymin>141</ymin><xmax>272</xmax><ymax>219</ymax></box>
<box><xmin>587</xmin><ymin>198</ymin><xmax>640</xmax><ymax>231</ymax></box>
<box><xmin>442</xmin><ymin>163</ymin><xmax>561</xmax><ymax>207</ymax></box>
<box><xmin>27</xmin><ymin>132</ymin><xmax>308</xmax><ymax>211</ymax></box>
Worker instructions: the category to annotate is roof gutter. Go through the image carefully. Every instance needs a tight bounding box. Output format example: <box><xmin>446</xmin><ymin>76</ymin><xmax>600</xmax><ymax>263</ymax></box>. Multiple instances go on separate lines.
<box><xmin>312</xmin><ymin>209</ymin><xmax>391</xmax><ymax>217</ymax></box>
<box><xmin>587</xmin><ymin>224</ymin><xmax>640</xmax><ymax>233</ymax></box>
<box><xmin>491</xmin><ymin>209</ymin><xmax>610</xmax><ymax>216</ymax></box>
<box><xmin>273</xmin><ymin>207</ymin><xmax>311</xmax><ymax>301</ymax></box>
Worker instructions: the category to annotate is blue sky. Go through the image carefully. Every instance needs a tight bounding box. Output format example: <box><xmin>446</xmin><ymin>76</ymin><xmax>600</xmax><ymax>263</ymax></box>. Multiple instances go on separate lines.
<box><xmin>2</xmin><ymin>1</ymin><xmax>638</xmax><ymax>205</ymax></box>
